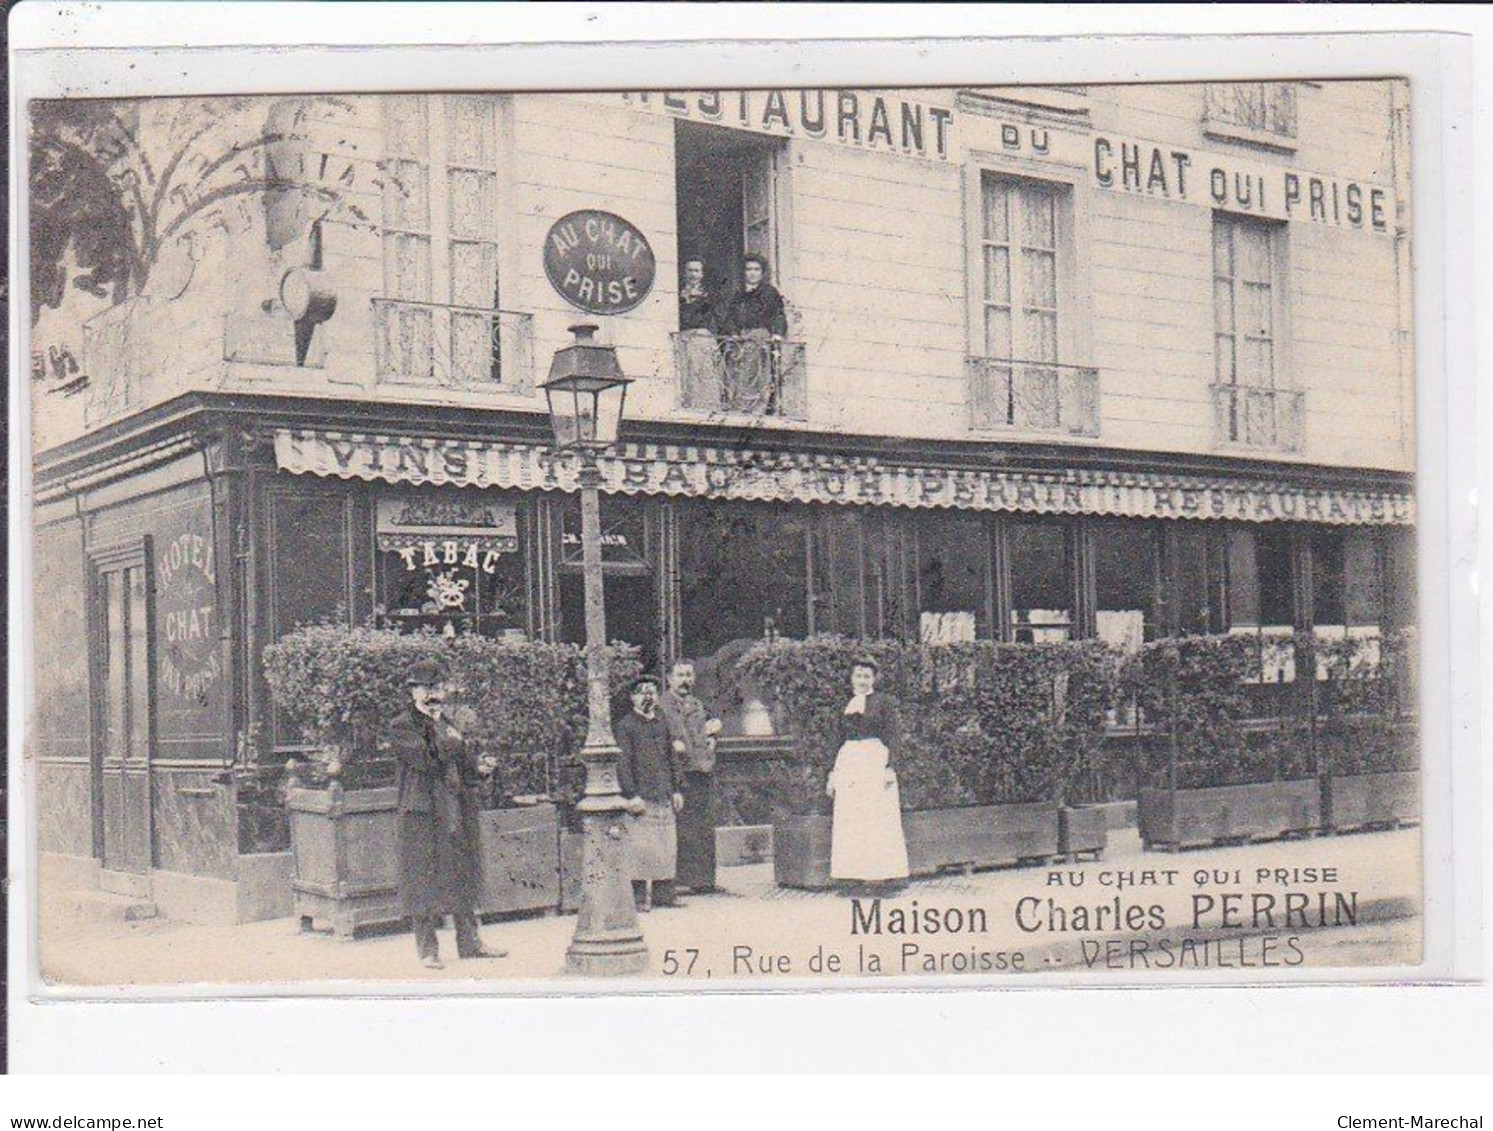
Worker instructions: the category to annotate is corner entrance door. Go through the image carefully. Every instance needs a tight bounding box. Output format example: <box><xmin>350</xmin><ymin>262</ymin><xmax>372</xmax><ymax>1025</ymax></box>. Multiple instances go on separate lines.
<box><xmin>91</xmin><ymin>542</ymin><xmax>155</xmax><ymax>876</ymax></box>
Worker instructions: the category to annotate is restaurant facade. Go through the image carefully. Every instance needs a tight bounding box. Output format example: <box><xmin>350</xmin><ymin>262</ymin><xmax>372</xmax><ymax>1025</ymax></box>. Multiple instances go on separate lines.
<box><xmin>29</xmin><ymin>82</ymin><xmax>1416</xmax><ymax>921</ymax></box>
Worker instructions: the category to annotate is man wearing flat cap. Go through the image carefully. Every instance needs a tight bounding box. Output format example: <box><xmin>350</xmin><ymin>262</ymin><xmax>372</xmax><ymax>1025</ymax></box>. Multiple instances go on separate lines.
<box><xmin>385</xmin><ymin>657</ymin><xmax>504</xmax><ymax>969</ymax></box>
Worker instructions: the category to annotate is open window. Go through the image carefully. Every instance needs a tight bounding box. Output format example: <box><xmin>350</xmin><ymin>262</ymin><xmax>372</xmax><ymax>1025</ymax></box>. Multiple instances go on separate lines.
<box><xmin>672</xmin><ymin>120</ymin><xmax>804</xmax><ymax>417</ymax></box>
<box><xmin>675</xmin><ymin>120</ymin><xmax>783</xmax><ymax>307</ymax></box>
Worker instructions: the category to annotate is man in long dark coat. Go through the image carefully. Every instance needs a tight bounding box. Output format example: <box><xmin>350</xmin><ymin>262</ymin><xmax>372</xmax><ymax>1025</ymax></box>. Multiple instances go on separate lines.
<box><xmin>661</xmin><ymin>659</ymin><xmax>723</xmax><ymax>894</ymax></box>
<box><xmin>385</xmin><ymin>659</ymin><xmax>504</xmax><ymax>969</ymax></box>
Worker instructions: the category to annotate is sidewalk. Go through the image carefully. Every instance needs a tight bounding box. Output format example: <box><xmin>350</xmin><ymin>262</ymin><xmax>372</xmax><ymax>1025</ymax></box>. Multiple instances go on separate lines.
<box><xmin>35</xmin><ymin>826</ymin><xmax>1421</xmax><ymax>990</ymax></box>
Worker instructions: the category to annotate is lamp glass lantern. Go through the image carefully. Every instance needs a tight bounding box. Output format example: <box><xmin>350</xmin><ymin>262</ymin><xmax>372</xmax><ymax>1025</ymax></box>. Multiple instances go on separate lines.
<box><xmin>542</xmin><ymin>324</ymin><xmax>632</xmax><ymax>449</ymax></box>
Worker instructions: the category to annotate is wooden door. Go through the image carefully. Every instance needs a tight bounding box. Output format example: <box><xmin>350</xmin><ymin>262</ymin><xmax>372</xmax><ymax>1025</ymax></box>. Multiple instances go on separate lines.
<box><xmin>741</xmin><ymin>149</ymin><xmax>778</xmax><ymax>268</ymax></box>
<box><xmin>91</xmin><ymin>542</ymin><xmax>154</xmax><ymax>874</ymax></box>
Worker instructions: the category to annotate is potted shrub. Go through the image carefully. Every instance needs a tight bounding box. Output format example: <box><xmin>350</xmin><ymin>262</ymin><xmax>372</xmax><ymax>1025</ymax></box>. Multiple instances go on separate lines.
<box><xmin>264</xmin><ymin>624</ymin><xmax>639</xmax><ymax>936</ymax></box>
<box><xmin>738</xmin><ymin>637</ymin><xmax>1118</xmax><ymax>886</ymax></box>
<box><xmin>1133</xmin><ymin>635</ymin><xmax>1322</xmax><ymax>849</ymax></box>
<box><xmin>1318</xmin><ymin>630</ymin><xmax>1419</xmax><ymax>832</ymax></box>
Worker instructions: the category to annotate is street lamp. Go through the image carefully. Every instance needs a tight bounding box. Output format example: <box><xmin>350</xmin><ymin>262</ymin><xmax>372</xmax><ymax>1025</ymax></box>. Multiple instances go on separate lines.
<box><xmin>543</xmin><ymin>324</ymin><xmax>646</xmax><ymax>977</ymax></box>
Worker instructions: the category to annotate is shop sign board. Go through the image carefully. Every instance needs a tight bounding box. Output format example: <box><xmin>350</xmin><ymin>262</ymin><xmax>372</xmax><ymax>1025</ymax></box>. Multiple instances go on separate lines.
<box><xmin>376</xmin><ymin>496</ymin><xmax>519</xmax><ymax>574</ymax></box>
<box><xmin>543</xmin><ymin>209</ymin><xmax>657</xmax><ymax>315</ymax></box>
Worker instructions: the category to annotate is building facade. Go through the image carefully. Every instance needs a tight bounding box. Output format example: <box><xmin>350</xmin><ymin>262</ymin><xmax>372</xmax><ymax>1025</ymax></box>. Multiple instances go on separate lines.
<box><xmin>29</xmin><ymin>82</ymin><xmax>1415</xmax><ymax>921</ymax></box>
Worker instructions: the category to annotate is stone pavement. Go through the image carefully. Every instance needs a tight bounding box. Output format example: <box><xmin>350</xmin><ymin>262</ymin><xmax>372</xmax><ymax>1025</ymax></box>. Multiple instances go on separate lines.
<box><xmin>34</xmin><ymin>827</ymin><xmax>1421</xmax><ymax>991</ymax></box>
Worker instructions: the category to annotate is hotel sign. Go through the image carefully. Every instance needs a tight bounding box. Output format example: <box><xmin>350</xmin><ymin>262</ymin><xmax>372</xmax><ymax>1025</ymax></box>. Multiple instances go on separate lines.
<box><xmin>278</xmin><ymin>430</ymin><xmax>1414</xmax><ymax>527</ymax></box>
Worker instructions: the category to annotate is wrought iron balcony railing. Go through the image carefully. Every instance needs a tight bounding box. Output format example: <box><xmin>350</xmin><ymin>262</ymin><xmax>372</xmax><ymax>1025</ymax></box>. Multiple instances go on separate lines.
<box><xmin>1204</xmin><ymin>82</ymin><xmax>1298</xmax><ymax>141</ymax></box>
<box><xmin>373</xmin><ymin>299</ymin><xmax>534</xmax><ymax>391</ymax></box>
<box><xmin>967</xmin><ymin>357</ymin><xmax>1100</xmax><ymax>436</ymax></box>
<box><xmin>672</xmin><ymin>332</ymin><xmax>808</xmax><ymax>420</ymax></box>
<box><xmin>1211</xmin><ymin>383</ymin><xmax>1305</xmax><ymax>453</ymax></box>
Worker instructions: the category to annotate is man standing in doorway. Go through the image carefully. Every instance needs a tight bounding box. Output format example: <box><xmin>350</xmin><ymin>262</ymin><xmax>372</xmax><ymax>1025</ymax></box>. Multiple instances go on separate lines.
<box><xmin>386</xmin><ymin>658</ymin><xmax>505</xmax><ymax>969</ymax></box>
<box><xmin>662</xmin><ymin>659</ymin><xmax>724</xmax><ymax>895</ymax></box>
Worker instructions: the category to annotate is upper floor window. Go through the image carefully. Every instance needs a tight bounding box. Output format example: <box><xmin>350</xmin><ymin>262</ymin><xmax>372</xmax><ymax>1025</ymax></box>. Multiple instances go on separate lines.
<box><xmin>1204</xmin><ymin>83</ymin><xmax>1298</xmax><ymax>147</ymax></box>
<box><xmin>1212</xmin><ymin>213</ymin><xmax>1301</xmax><ymax>451</ymax></box>
<box><xmin>970</xmin><ymin>173</ymin><xmax>1097</xmax><ymax>436</ymax></box>
<box><xmin>672</xmin><ymin>121</ymin><xmax>804</xmax><ymax>419</ymax></box>
<box><xmin>378</xmin><ymin>95</ymin><xmax>529</xmax><ymax>389</ymax></box>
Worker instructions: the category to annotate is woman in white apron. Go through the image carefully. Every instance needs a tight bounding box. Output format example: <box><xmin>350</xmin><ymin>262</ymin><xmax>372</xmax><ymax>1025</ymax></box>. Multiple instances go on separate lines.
<box><xmin>827</xmin><ymin>658</ymin><xmax>910</xmax><ymax>893</ymax></box>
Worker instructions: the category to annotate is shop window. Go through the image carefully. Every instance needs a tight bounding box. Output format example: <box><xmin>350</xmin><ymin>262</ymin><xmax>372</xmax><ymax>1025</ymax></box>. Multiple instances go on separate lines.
<box><xmin>378</xmin><ymin>95</ymin><xmax>520</xmax><ymax>388</ymax></box>
<box><xmin>809</xmin><ymin>509</ymin><xmax>866</xmax><ymax>638</ymax></box>
<box><xmin>557</xmin><ymin>496</ymin><xmax>659</xmax><ymax>672</ymax></box>
<box><xmin>1212</xmin><ymin>213</ymin><xmax>1301</xmax><ymax>452</ymax></box>
<box><xmin>678</xmin><ymin>501</ymin><xmax>810</xmax><ymax>661</ymax></box>
<box><xmin>1382</xmin><ymin>527</ymin><xmax>1416</xmax><ymax>630</ymax></box>
<box><xmin>1171</xmin><ymin>525</ymin><xmax>1226</xmax><ymax>636</ymax></box>
<box><xmin>1227</xmin><ymin>526</ymin><xmax>1297</xmax><ymax>683</ymax></box>
<box><xmin>1311</xmin><ymin>528</ymin><xmax>1384</xmax><ymax>677</ymax></box>
<box><xmin>676</xmin><ymin>501</ymin><xmax>811</xmax><ymax>732</ymax></box>
<box><xmin>916</xmin><ymin>511</ymin><xmax>990</xmax><ymax>642</ymax></box>
<box><xmin>1006</xmin><ymin>519</ymin><xmax>1074</xmax><ymax>642</ymax></box>
<box><xmin>266</xmin><ymin>492</ymin><xmax>352</xmax><ymax>748</ymax></box>
<box><xmin>1092</xmin><ymin>520</ymin><xmax>1159</xmax><ymax>652</ymax></box>
<box><xmin>269</xmin><ymin>493</ymin><xmax>351</xmax><ymax>637</ymax></box>
<box><xmin>374</xmin><ymin>494</ymin><xmax>528</xmax><ymax>639</ymax></box>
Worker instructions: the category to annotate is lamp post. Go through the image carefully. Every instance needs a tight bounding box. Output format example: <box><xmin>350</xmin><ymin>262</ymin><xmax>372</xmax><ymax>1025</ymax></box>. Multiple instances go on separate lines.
<box><xmin>543</xmin><ymin>324</ymin><xmax>648</xmax><ymax>977</ymax></box>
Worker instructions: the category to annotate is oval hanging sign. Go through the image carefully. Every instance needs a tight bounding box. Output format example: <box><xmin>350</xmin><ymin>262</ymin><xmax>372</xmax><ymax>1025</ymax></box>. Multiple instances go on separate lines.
<box><xmin>543</xmin><ymin>209</ymin><xmax>656</xmax><ymax>316</ymax></box>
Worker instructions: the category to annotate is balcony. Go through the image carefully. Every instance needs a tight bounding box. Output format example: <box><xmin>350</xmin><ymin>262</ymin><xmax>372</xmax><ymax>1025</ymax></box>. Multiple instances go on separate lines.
<box><xmin>967</xmin><ymin>357</ymin><xmax>1099</xmax><ymax>436</ymax></box>
<box><xmin>373</xmin><ymin>299</ymin><xmax>534</xmax><ymax>391</ymax></box>
<box><xmin>1204</xmin><ymin>83</ymin><xmax>1298</xmax><ymax>148</ymax></box>
<box><xmin>1212</xmin><ymin>383</ymin><xmax>1304</xmax><ymax>454</ymax></box>
<box><xmin>672</xmin><ymin>332</ymin><xmax>807</xmax><ymax>420</ymax></box>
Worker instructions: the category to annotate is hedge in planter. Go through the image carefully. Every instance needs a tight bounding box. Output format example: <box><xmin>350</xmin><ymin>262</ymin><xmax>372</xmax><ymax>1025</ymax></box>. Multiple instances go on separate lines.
<box><xmin>264</xmin><ymin>623</ymin><xmax>641</xmax><ymax>798</ymax></box>
<box><xmin>1130</xmin><ymin>634</ymin><xmax>1320</xmax><ymax>848</ymax></box>
<box><xmin>1316</xmin><ymin>630</ymin><xmax>1419</xmax><ymax>831</ymax></box>
<box><xmin>738</xmin><ymin>636</ymin><xmax>1119</xmax><ymax>880</ymax></box>
<box><xmin>263</xmin><ymin>624</ymin><xmax>642</xmax><ymax>931</ymax></box>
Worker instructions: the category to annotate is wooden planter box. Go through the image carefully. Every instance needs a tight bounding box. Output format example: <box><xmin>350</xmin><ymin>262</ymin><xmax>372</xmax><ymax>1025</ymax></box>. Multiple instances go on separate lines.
<box><xmin>772</xmin><ymin>815</ymin><xmax>834</xmax><ymax>890</ymax></box>
<box><xmin>476</xmin><ymin>804</ymin><xmax>561</xmax><ymax>914</ymax></box>
<box><xmin>1138</xmin><ymin>780</ymin><xmax>1321</xmax><ymax>850</ymax></box>
<box><xmin>904</xmin><ymin>802</ymin><xmax>1060</xmax><ymax>875</ymax></box>
<box><xmin>288</xmin><ymin>784</ymin><xmax>560</xmax><ymax>937</ymax></box>
<box><xmin>1326</xmin><ymin>771</ymin><xmax>1419</xmax><ymax>832</ymax></box>
<box><xmin>1058</xmin><ymin>805</ymin><xmax>1108</xmax><ymax>859</ymax></box>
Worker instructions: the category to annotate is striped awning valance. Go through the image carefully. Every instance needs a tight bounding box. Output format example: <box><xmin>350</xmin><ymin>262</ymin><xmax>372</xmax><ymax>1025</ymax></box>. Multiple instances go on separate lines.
<box><xmin>273</xmin><ymin>429</ymin><xmax>1415</xmax><ymax>526</ymax></box>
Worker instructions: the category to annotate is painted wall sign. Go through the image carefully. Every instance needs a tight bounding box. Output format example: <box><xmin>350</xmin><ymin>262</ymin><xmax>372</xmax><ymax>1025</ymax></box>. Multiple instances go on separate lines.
<box><xmin>971</xmin><ymin>117</ymin><xmax>1394</xmax><ymax>234</ymax></box>
<box><xmin>277</xmin><ymin>429</ymin><xmax>1415</xmax><ymax>527</ymax></box>
<box><xmin>156</xmin><ymin>528</ymin><xmax>221</xmax><ymax>708</ymax></box>
<box><xmin>543</xmin><ymin>209</ymin><xmax>656</xmax><ymax>315</ymax></box>
<box><xmin>622</xmin><ymin>89</ymin><xmax>955</xmax><ymax>161</ymax></box>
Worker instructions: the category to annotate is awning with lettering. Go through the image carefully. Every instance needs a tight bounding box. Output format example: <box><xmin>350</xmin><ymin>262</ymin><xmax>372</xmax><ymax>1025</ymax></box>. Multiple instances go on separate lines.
<box><xmin>273</xmin><ymin>429</ymin><xmax>1415</xmax><ymax>527</ymax></box>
